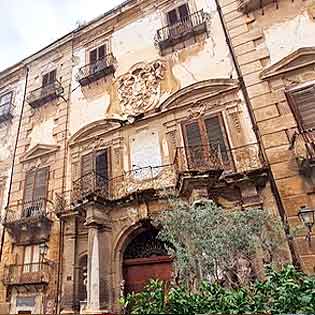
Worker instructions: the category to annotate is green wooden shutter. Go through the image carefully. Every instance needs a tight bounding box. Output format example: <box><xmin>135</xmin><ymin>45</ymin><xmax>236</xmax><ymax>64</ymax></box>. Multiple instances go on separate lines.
<box><xmin>288</xmin><ymin>85</ymin><xmax>315</xmax><ymax>130</ymax></box>
<box><xmin>23</xmin><ymin>171</ymin><xmax>36</xmax><ymax>204</ymax></box>
<box><xmin>204</xmin><ymin>116</ymin><xmax>229</xmax><ymax>161</ymax></box>
<box><xmin>33</xmin><ymin>167</ymin><xmax>49</xmax><ymax>201</ymax></box>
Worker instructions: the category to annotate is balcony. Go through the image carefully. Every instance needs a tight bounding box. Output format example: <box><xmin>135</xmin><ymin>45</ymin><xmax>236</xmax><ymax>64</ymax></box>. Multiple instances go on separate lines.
<box><xmin>0</xmin><ymin>102</ymin><xmax>13</xmax><ymax>123</ymax></box>
<box><xmin>27</xmin><ymin>80</ymin><xmax>64</xmax><ymax>108</ymax></box>
<box><xmin>3</xmin><ymin>262</ymin><xmax>52</xmax><ymax>287</ymax></box>
<box><xmin>3</xmin><ymin>198</ymin><xmax>54</xmax><ymax>244</ymax></box>
<box><xmin>155</xmin><ymin>10</ymin><xmax>207</xmax><ymax>52</ymax></box>
<box><xmin>76</xmin><ymin>54</ymin><xmax>115</xmax><ymax>86</ymax></box>
<box><xmin>290</xmin><ymin>129</ymin><xmax>315</xmax><ymax>176</ymax></box>
<box><xmin>238</xmin><ymin>0</ymin><xmax>278</xmax><ymax>14</ymax></box>
<box><xmin>71</xmin><ymin>165</ymin><xmax>176</xmax><ymax>206</ymax></box>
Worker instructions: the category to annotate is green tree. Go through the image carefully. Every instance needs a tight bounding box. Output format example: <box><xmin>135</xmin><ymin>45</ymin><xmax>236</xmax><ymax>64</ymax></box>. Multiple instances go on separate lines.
<box><xmin>154</xmin><ymin>198</ymin><xmax>285</xmax><ymax>288</ymax></box>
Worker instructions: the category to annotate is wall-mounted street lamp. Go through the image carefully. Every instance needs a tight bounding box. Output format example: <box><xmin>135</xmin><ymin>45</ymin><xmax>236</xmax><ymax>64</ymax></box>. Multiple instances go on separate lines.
<box><xmin>298</xmin><ymin>206</ymin><xmax>315</xmax><ymax>247</ymax></box>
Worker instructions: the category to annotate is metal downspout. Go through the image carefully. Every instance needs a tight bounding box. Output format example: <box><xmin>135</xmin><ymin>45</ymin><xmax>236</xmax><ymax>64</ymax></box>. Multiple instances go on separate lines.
<box><xmin>0</xmin><ymin>65</ymin><xmax>29</xmax><ymax>261</ymax></box>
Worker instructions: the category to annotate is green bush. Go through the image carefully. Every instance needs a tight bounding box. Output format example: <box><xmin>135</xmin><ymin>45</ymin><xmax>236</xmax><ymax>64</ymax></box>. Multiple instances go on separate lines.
<box><xmin>121</xmin><ymin>265</ymin><xmax>315</xmax><ymax>314</ymax></box>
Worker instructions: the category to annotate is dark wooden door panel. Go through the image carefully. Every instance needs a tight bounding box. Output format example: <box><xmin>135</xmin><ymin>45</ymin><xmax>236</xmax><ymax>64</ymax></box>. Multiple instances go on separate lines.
<box><xmin>123</xmin><ymin>256</ymin><xmax>172</xmax><ymax>294</ymax></box>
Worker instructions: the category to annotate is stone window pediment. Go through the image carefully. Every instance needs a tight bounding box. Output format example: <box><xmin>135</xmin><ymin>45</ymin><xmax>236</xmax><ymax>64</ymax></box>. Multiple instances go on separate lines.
<box><xmin>20</xmin><ymin>144</ymin><xmax>60</xmax><ymax>163</ymax></box>
<box><xmin>260</xmin><ymin>47</ymin><xmax>315</xmax><ymax>80</ymax></box>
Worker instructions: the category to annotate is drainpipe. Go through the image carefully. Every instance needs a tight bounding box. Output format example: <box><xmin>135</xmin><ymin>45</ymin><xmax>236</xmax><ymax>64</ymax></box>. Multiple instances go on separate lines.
<box><xmin>0</xmin><ymin>65</ymin><xmax>29</xmax><ymax>261</ymax></box>
<box><xmin>56</xmin><ymin>56</ymin><xmax>73</xmax><ymax>313</ymax></box>
<box><xmin>213</xmin><ymin>0</ymin><xmax>301</xmax><ymax>268</ymax></box>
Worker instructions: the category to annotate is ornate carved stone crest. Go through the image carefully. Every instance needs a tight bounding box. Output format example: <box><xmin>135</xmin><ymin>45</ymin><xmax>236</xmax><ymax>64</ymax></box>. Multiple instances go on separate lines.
<box><xmin>117</xmin><ymin>60</ymin><xmax>166</xmax><ymax>116</ymax></box>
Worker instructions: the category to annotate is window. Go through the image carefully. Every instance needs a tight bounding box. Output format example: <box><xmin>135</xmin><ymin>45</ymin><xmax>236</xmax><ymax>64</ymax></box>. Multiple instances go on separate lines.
<box><xmin>286</xmin><ymin>84</ymin><xmax>315</xmax><ymax>130</ymax></box>
<box><xmin>23</xmin><ymin>244</ymin><xmax>40</xmax><ymax>272</ymax></box>
<box><xmin>23</xmin><ymin>167</ymin><xmax>49</xmax><ymax>216</ymax></box>
<box><xmin>42</xmin><ymin>69</ymin><xmax>56</xmax><ymax>87</ymax></box>
<box><xmin>182</xmin><ymin>115</ymin><xmax>230</xmax><ymax>168</ymax></box>
<box><xmin>89</xmin><ymin>44</ymin><xmax>106</xmax><ymax>64</ymax></box>
<box><xmin>81</xmin><ymin>149</ymin><xmax>110</xmax><ymax>192</ymax></box>
<box><xmin>0</xmin><ymin>91</ymin><xmax>13</xmax><ymax>116</ymax></box>
<box><xmin>167</xmin><ymin>4</ymin><xmax>189</xmax><ymax>25</ymax></box>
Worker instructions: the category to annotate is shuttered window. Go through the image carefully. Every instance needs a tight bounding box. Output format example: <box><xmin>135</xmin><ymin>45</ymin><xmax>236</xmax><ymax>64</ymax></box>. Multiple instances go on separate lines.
<box><xmin>286</xmin><ymin>84</ymin><xmax>315</xmax><ymax>130</ymax></box>
<box><xmin>167</xmin><ymin>4</ymin><xmax>189</xmax><ymax>25</ymax></box>
<box><xmin>89</xmin><ymin>44</ymin><xmax>106</xmax><ymax>64</ymax></box>
<box><xmin>80</xmin><ymin>150</ymin><xmax>110</xmax><ymax>191</ymax></box>
<box><xmin>0</xmin><ymin>91</ymin><xmax>13</xmax><ymax>117</ymax></box>
<box><xmin>42</xmin><ymin>70</ymin><xmax>56</xmax><ymax>87</ymax></box>
<box><xmin>23</xmin><ymin>168</ymin><xmax>49</xmax><ymax>209</ymax></box>
<box><xmin>182</xmin><ymin>115</ymin><xmax>230</xmax><ymax>167</ymax></box>
<box><xmin>204</xmin><ymin>116</ymin><xmax>229</xmax><ymax>161</ymax></box>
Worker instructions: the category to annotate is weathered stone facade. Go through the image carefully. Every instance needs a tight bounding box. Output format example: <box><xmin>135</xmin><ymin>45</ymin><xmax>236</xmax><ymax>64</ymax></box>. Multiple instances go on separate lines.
<box><xmin>0</xmin><ymin>0</ymin><xmax>313</xmax><ymax>313</ymax></box>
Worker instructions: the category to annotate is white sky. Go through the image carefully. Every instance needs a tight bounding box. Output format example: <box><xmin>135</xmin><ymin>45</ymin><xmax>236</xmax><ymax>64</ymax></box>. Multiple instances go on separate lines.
<box><xmin>0</xmin><ymin>0</ymin><xmax>125</xmax><ymax>71</ymax></box>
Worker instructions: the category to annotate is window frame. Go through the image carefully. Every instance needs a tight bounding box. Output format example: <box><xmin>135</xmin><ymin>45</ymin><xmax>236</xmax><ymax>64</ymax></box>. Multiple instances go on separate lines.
<box><xmin>22</xmin><ymin>244</ymin><xmax>41</xmax><ymax>273</ymax></box>
<box><xmin>42</xmin><ymin>69</ymin><xmax>57</xmax><ymax>87</ymax></box>
<box><xmin>181</xmin><ymin>113</ymin><xmax>233</xmax><ymax>169</ymax></box>
<box><xmin>166</xmin><ymin>3</ymin><xmax>190</xmax><ymax>25</ymax></box>
<box><xmin>22</xmin><ymin>167</ymin><xmax>49</xmax><ymax>206</ymax></box>
<box><xmin>285</xmin><ymin>83</ymin><xmax>315</xmax><ymax>132</ymax></box>
<box><xmin>88</xmin><ymin>44</ymin><xmax>107</xmax><ymax>65</ymax></box>
<box><xmin>0</xmin><ymin>91</ymin><xmax>13</xmax><ymax>116</ymax></box>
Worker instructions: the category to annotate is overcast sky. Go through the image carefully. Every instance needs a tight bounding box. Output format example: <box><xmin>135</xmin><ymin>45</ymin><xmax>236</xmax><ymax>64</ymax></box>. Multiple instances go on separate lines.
<box><xmin>0</xmin><ymin>0</ymin><xmax>124</xmax><ymax>71</ymax></box>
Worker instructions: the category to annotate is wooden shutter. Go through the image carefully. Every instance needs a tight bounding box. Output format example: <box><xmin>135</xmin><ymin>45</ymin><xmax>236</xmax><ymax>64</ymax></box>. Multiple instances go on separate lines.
<box><xmin>98</xmin><ymin>45</ymin><xmax>105</xmax><ymax>60</ymax></box>
<box><xmin>23</xmin><ymin>171</ymin><xmax>36</xmax><ymax>204</ymax></box>
<box><xmin>178</xmin><ymin>4</ymin><xmax>189</xmax><ymax>20</ymax></box>
<box><xmin>33</xmin><ymin>167</ymin><xmax>49</xmax><ymax>201</ymax></box>
<box><xmin>48</xmin><ymin>69</ymin><xmax>56</xmax><ymax>84</ymax></box>
<box><xmin>287</xmin><ymin>85</ymin><xmax>315</xmax><ymax>130</ymax></box>
<box><xmin>89</xmin><ymin>48</ymin><xmax>98</xmax><ymax>64</ymax></box>
<box><xmin>183</xmin><ymin>121</ymin><xmax>205</xmax><ymax>167</ymax></box>
<box><xmin>204</xmin><ymin>116</ymin><xmax>229</xmax><ymax>162</ymax></box>
<box><xmin>95</xmin><ymin>150</ymin><xmax>109</xmax><ymax>179</ymax></box>
<box><xmin>81</xmin><ymin>153</ymin><xmax>93</xmax><ymax>177</ymax></box>
<box><xmin>42</xmin><ymin>73</ymin><xmax>49</xmax><ymax>87</ymax></box>
<box><xmin>167</xmin><ymin>9</ymin><xmax>178</xmax><ymax>25</ymax></box>
<box><xmin>183</xmin><ymin>121</ymin><xmax>203</xmax><ymax>147</ymax></box>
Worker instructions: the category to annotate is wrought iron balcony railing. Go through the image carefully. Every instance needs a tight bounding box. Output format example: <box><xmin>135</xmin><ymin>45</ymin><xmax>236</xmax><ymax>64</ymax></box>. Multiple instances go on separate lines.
<box><xmin>290</xmin><ymin>129</ymin><xmax>315</xmax><ymax>175</ymax></box>
<box><xmin>156</xmin><ymin>10</ymin><xmax>207</xmax><ymax>50</ymax></box>
<box><xmin>174</xmin><ymin>143</ymin><xmax>265</xmax><ymax>175</ymax></box>
<box><xmin>71</xmin><ymin>165</ymin><xmax>176</xmax><ymax>205</ymax></box>
<box><xmin>0</xmin><ymin>102</ymin><xmax>14</xmax><ymax>123</ymax></box>
<box><xmin>76</xmin><ymin>54</ymin><xmax>115</xmax><ymax>86</ymax></box>
<box><xmin>3</xmin><ymin>198</ymin><xmax>54</xmax><ymax>244</ymax></box>
<box><xmin>4</xmin><ymin>198</ymin><xmax>53</xmax><ymax>225</ymax></box>
<box><xmin>27</xmin><ymin>80</ymin><xmax>64</xmax><ymax>108</ymax></box>
<box><xmin>3</xmin><ymin>262</ymin><xmax>52</xmax><ymax>286</ymax></box>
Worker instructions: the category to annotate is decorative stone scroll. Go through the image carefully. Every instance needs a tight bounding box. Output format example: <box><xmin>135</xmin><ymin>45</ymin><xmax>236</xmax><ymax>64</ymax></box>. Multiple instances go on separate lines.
<box><xmin>117</xmin><ymin>60</ymin><xmax>166</xmax><ymax>116</ymax></box>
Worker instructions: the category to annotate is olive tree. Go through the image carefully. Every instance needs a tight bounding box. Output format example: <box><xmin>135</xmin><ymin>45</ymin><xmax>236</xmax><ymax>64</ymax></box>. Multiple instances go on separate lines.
<box><xmin>154</xmin><ymin>198</ymin><xmax>286</xmax><ymax>289</ymax></box>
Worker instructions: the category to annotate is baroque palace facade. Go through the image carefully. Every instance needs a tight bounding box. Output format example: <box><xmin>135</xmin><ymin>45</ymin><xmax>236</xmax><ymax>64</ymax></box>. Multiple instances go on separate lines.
<box><xmin>0</xmin><ymin>0</ymin><xmax>314</xmax><ymax>313</ymax></box>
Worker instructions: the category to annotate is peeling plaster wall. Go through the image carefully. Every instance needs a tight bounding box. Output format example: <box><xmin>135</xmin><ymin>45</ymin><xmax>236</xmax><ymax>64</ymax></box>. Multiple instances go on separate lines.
<box><xmin>0</xmin><ymin>76</ymin><xmax>26</xmax><ymax>217</ymax></box>
<box><xmin>264</xmin><ymin>11</ymin><xmax>315</xmax><ymax>64</ymax></box>
<box><xmin>69</xmin><ymin>0</ymin><xmax>234</xmax><ymax>136</ymax></box>
<box><xmin>29</xmin><ymin>117</ymin><xmax>57</xmax><ymax>148</ymax></box>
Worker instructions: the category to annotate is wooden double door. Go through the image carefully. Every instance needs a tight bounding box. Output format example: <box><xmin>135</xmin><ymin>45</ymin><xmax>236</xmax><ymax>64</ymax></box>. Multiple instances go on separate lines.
<box><xmin>123</xmin><ymin>255</ymin><xmax>173</xmax><ymax>294</ymax></box>
<box><xmin>122</xmin><ymin>229</ymin><xmax>173</xmax><ymax>294</ymax></box>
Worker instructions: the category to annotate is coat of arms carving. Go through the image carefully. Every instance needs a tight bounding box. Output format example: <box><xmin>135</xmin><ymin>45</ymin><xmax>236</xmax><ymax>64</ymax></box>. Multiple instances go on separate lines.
<box><xmin>117</xmin><ymin>60</ymin><xmax>166</xmax><ymax>116</ymax></box>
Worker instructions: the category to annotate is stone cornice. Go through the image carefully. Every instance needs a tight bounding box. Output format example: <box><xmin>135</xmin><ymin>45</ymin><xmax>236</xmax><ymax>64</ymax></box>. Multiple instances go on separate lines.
<box><xmin>260</xmin><ymin>47</ymin><xmax>315</xmax><ymax>80</ymax></box>
<box><xmin>20</xmin><ymin>144</ymin><xmax>60</xmax><ymax>163</ymax></box>
<box><xmin>158</xmin><ymin>79</ymin><xmax>239</xmax><ymax>111</ymax></box>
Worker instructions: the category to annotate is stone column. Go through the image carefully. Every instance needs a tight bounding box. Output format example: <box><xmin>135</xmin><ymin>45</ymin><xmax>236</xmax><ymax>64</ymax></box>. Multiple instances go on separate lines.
<box><xmin>84</xmin><ymin>203</ymin><xmax>112</xmax><ymax>314</ymax></box>
<box><xmin>60</xmin><ymin>215</ymin><xmax>78</xmax><ymax>314</ymax></box>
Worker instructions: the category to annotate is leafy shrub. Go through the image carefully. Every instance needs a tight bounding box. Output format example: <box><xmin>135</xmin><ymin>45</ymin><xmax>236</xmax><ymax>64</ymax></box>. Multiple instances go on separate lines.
<box><xmin>121</xmin><ymin>265</ymin><xmax>315</xmax><ymax>314</ymax></box>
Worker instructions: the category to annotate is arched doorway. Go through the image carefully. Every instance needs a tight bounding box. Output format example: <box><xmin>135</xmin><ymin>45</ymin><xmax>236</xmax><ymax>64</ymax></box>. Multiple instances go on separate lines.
<box><xmin>123</xmin><ymin>229</ymin><xmax>173</xmax><ymax>294</ymax></box>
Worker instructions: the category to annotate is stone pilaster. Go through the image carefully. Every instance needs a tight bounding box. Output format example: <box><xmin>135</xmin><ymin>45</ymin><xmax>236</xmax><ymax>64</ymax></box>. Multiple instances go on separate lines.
<box><xmin>84</xmin><ymin>202</ymin><xmax>112</xmax><ymax>314</ymax></box>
